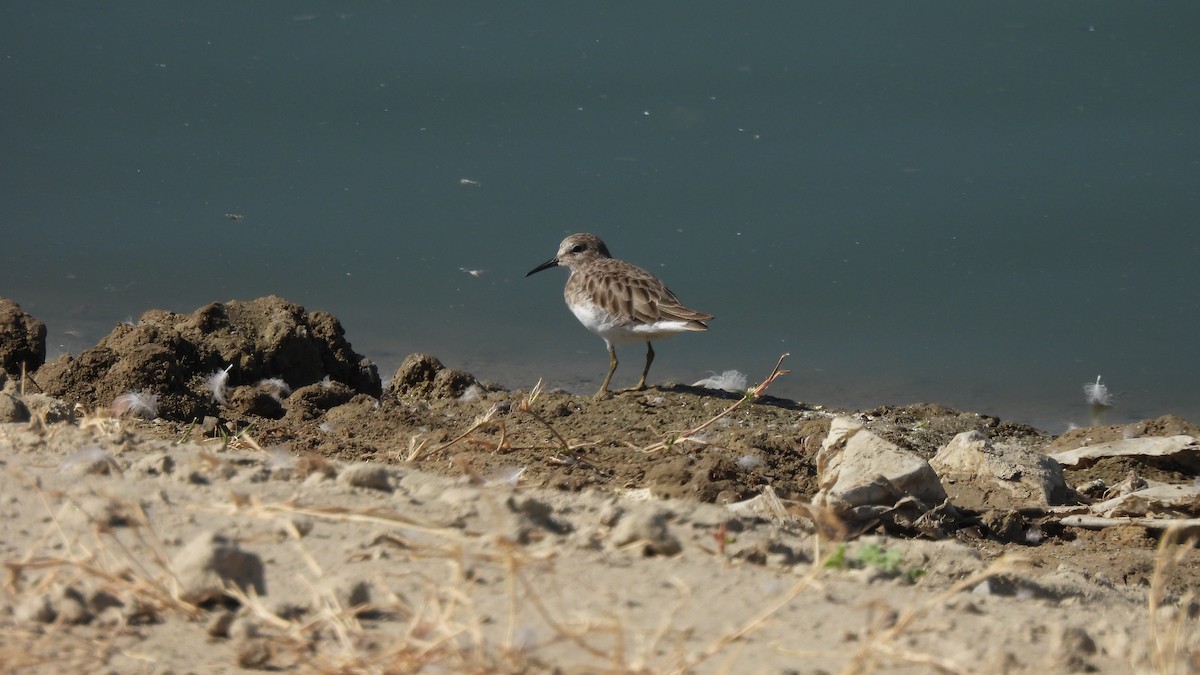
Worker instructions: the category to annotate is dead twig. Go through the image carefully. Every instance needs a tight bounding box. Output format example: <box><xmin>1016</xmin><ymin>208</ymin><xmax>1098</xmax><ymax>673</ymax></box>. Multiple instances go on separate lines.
<box><xmin>642</xmin><ymin>353</ymin><xmax>790</xmax><ymax>453</ymax></box>
<box><xmin>514</xmin><ymin>379</ymin><xmax>572</xmax><ymax>452</ymax></box>
<box><xmin>409</xmin><ymin>404</ymin><xmax>503</xmax><ymax>462</ymax></box>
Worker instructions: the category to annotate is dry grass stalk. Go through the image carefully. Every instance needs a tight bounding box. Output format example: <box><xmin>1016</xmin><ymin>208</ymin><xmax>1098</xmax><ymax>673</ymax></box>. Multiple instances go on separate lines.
<box><xmin>514</xmin><ymin>379</ymin><xmax>573</xmax><ymax>453</ymax></box>
<box><xmin>835</xmin><ymin>555</ymin><xmax>1029</xmax><ymax>674</ymax></box>
<box><xmin>642</xmin><ymin>353</ymin><xmax>790</xmax><ymax>453</ymax></box>
<box><xmin>670</xmin><ymin>553</ymin><xmax>825</xmax><ymax>672</ymax></box>
<box><xmin>6</xmin><ymin>467</ymin><xmax>200</xmax><ymax>618</ymax></box>
<box><xmin>199</xmin><ymin>496</ymin><xmax>470</xmax><ymax>543</ymax></box>
<box><xmin>408</xmin><ymin>402</ymin><xmax>504</xmax><ymax>462</ymax></box>
<box><xmin>1148</xmin><ymin>526</ymin><xmax>1199</xmax><ymax>674</ymax></box>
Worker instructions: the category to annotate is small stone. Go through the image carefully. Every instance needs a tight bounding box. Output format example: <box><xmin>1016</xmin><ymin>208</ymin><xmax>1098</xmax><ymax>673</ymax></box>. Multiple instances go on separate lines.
<box><xmin>431</xmin><ymin>367</ymin><xmax>478</xmax><ymax>399</ymax></box>
<box><xmin>235</xmin><ymin>638</ymin><xmax>273</xmax><ymax>669</ymax></box>
<box><xmin>597</xmin><ymin>500</ymin><xmax>623</xmax><ymax>527</ymax></box>
<box><xmin>206</xmin><ymin>610</ymin><xmax>236</xmax><ymax>638</ymax></box>
<box><xmin>609</xmin><ymin>505</ymin><xmax>682</xmax><ymax>556</ymax></box>
<box><xmin>88</xmin><ymin>589</ymin><xmax>123</xmax><ymax>615</ymax></box>
<box><xmin>267</xmin><ymin>600</ymin><xmax>307</xmax><ymax>622</ymax></box>
<box><xmin>121</xmin><ymin>596</ymin><xmax>159</xmax><ymax>625</ymax></box>
<box><xmin>14</xmin><ymin>592</ymin><xmax>56</xmax><ymax>623</ymax></box>
<box><xmin>60</xmin><ymin>449</ymin><xmax>120</xmax><ymax>477</ymax></box>
<box><xmin>387</xmin><ymin>353</ymin><xmax>444</xmax><ymax>398</ymax></box>
<box><xmin>199</xmin><ymin>416</ymin><xmax>220</xmax><ymax>436</ymax></box>
<box><xmin>337</xmin><ymin>463</ymin><xmax>392</xmax><ymax>491</ymax></box>
<box><xmin>302</xmin><ymin>471</ymin><xmax>332</xmax><ymax>487</ymax></box>
<box><xmin>0</xmin><ymin>392</ymin><xmax>30</xmax><ymax>423</ymax></box>
<box><xmin>170</xmin><ymin>531</ymin><xmax>267</xmax><ymax>604</ymax></box>
<box><xmin>0</xmin><ymin>298</ymin><xmax>47</xmax><ymax>374</ymax></box>
<box><xmin>931</xmin><ymin>430</ymin><xmax>1076</xmax><ymax>509</ymax></box>
<box><xmin>132</xmin><ymin>452</ymin><xmax>176</xmax><ymax>476</ymax></box>
<box><xmin>94</xmin><ymin>606</ymin><xmax>124</xmax><ymax>628</ymax></box>
<box><xmin>814</xmin><ymin>417</ymin><xmax>948</xmax><ymax>515</ymax></box>
<box><xmin>22</xmin><ymin>393</ymin><xmax>74</xmax><ymax>423</ymax></box>
<box><xmin>276</xmin><ymin>515</ymin><xmax>314</xmax><ymax>540</ymax></box>
<box><xmin>504</xmin><ymin>496</ymin><xmax>571</xmax><ymax>544</ymax></box>
<box><xmin>1046</xmin><ymin>624</ymin><xmax>1097</xmax><ymax>672</ymax></box>
<box><xmin>63</xmin><ymin>494</ymin><xmax>129</xmax><ymax>530</ymax></box>
<box><xmin>229</xmin><ymin>387</ymin><xmax>285</xmax><ymax>419</ymax></box>
<box><xmin>319</xmin><ymin>575</ymin><xmax>374</xmax><ymax>615</ymax></box>
<box><xmin>228</xmin><ymin>615</ymin><xmax>260</xmax><ymax>641</ymax></box>
<box><xmin>57</xmin><ymin>594</ymin><xmax>91</xmax><ymax>625</ymax></box>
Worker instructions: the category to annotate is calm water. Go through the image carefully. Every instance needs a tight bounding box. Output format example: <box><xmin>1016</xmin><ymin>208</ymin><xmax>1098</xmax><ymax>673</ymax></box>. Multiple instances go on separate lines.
<box><xmin>3</xmin><ymin>3</ymin><xmax>1198</xmax><ymax>431</ymax></box>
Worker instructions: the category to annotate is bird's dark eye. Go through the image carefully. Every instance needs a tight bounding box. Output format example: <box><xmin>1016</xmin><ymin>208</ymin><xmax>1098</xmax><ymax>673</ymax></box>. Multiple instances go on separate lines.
<box><xmin>571</xmin><ymin>244</ymin><xmax>585</xmax><ymax>253</ymax></box>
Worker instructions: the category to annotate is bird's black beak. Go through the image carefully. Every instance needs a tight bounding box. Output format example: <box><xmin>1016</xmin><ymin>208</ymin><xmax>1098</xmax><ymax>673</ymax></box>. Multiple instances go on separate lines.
<box><xmin>526</xmin><ymin>258</ymin><xmax>559</xmax><ymax>277</ymax></box>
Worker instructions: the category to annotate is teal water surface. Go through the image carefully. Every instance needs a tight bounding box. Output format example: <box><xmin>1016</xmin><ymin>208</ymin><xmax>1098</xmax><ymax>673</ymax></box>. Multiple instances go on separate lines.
<box><xmin>2</xmin><ymin>3</ymin><xmax>1198</xmax><ymax>431</ymax></box>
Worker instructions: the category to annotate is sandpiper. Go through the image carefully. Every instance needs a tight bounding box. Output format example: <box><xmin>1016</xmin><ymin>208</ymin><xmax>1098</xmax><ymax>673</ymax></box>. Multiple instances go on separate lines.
<box><xmin>526</xmin><ymin>233</ymin><xmax>713</xmax><ymax>398</ymax></box>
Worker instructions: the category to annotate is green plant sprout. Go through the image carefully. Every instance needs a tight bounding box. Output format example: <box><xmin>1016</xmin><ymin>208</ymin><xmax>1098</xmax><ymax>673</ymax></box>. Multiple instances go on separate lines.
<box><xmin>824</xmin><ymin>542</ymin><xmax>926</xmax><ymax>584</ymax></box>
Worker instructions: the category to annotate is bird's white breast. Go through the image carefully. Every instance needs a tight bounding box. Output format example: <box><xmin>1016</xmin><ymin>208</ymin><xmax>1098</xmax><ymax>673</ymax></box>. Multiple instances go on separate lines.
<box><xmin>567</xmin><ymin>300</ymin><xmax>694</xmax><ymax>346</ymax></box>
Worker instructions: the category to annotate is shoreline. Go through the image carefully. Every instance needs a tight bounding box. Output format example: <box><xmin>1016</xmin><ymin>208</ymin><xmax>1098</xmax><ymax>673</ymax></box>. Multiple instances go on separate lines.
<box><xmin>19</xmin><ymin>295</ymin><xmax>1191</xmax><ymax>435</ymax></box>
<box><xmin>1</xmin><ymin>295</ymin><xmax>1198</xmax><ymax>672</ymax></box>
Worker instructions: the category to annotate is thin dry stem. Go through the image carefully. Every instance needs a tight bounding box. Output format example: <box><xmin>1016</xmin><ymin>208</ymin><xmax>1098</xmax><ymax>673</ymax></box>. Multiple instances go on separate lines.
<box><xmin>672</xmin><ymin>547</ymin><xmax>824</xmax><ymax>672</ymax></box>
<box><xmin>1148</xmin><ymin>526</ymin><xmax>1198</xmax><ymax>675</ymax></box>
<box><xmin>409</xmin><ymin>404</ymin><xmax>502</xmax><ymax>462</ymax></box>
<box><xmin>642</xmin><ymin>353</ymin><xmax>790</xmax><ymax>453</ymax></box>
<box><xmin>515</xmin><ymin>379</ymin><xmax>573</xmax><ymax>452</ymax></box>
<box><xmin>837</xmin><ymin>555</ymin><xmax>1029</xmax><ymax>674</ymax></box>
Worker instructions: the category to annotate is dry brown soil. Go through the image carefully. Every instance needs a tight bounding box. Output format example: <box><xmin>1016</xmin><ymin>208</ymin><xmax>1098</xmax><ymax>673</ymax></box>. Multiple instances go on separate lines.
<box><xmin>0</xmin><ymin>296</ymin><xmax>1196</xmax><ymax>673</ymax></box>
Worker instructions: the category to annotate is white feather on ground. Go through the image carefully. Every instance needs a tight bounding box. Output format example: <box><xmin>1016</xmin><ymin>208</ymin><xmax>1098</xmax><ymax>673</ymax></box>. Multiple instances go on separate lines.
<box><xmin>206</xmin><ymin>364</ymin><xmax>233</xmax><ymax>405</ymax></box>
<box><xmin>693</xmin><ymin>370</ymin><xmax>748</xmax><ymax>393</ymax></box>
<box><xmin>111</xmin><ymin>391</ymin><xmax>159</xmax><ymax>420</ymax></box>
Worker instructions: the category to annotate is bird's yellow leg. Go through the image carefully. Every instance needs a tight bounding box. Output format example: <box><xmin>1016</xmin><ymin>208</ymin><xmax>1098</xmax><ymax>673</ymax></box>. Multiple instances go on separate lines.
<box><xmin>626</xmin><ymin>342</ymin><xmax>653</xmax><ymax>392</ymax></box>
<box><xmin>594</xmin><ymin>345</ymin><xmax>618</xmax><ymax>399</ymax></box>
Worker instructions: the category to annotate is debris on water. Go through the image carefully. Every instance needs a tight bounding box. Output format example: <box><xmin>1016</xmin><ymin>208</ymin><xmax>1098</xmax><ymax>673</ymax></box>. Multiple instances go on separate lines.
<box><xmin>1083</xmin><ymin>375</ymin><xmax>1112</xmax><ymax>407</ymax></box>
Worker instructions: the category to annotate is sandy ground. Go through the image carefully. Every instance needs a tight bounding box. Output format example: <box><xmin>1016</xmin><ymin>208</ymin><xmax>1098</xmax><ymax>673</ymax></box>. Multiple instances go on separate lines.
<box><xmin>0</xmin><ymin>296</ymin><xmax>1197</xmax><ymax>673</ymax></box>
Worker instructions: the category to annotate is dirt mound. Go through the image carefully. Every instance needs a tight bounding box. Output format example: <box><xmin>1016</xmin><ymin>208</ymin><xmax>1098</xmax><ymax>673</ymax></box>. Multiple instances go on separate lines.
<box><xmin>36</xmin><ymin>296</ymin><xmax>380</xmax><ymax>421</ymax></box>
<box><xmin>0</xmin><ymin>298</ymin><xmax>47</xmax><ymax>375</ymax></box>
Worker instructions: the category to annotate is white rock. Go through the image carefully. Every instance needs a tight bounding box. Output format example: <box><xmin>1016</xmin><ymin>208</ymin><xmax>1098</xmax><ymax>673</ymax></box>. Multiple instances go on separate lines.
<box><xmin>931</xmin><ymin>430</ymin><xmax>1074</xmax><ymax>508</ymax></box>
<box><xmin>609</xmin><ymin>504</ymin><xmax>681</xmax><ymax>556</ymax></box>
<box><xmin>22</xmin><ymin>393</ymin><xmax>74</xmax><ymax>423</ymax></box>
<box><xmin>1050</xmin><ymin>435</ymin><xmax>1199</xmax><ymax>469</ymax></box>
<box><xmin>1087</xmin><ymin>484</ymin><xmax>1200</xmax><ymax>518</ymax></box>
<box><xmin>14</xmin><ymin>592</ymin><xmax>56</xmax><ymax>623</ymax></box>
<box><xmin>814</xmin><ymin>417</ymin><xmax>947</xmax><ymax>514</ymax></box>
<box><xmin>337</xmin><ymin>462</ymin><xmax>393</xmax><ymax>491</ymax></box>
<box><xmin>0</xmin><ymin>392</ymin><xmax>30</xmax><ymax>423</ymax></box>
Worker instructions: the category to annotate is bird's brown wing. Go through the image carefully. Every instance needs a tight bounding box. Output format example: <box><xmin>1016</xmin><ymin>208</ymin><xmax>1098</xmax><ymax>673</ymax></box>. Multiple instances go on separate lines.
<box><xmin>586</xmin><ymin>261</ymin><xmax>712</xmax><ymax>328</ymax></box>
